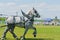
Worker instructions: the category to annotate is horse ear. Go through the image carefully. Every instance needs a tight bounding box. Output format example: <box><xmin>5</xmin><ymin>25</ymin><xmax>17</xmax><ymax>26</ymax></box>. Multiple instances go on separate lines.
<box><xmin>33</xmin><ymin>7</ymin><xmax>36</xmax><ymax>10</ymax></box>
<box><xmin>33</xmin><ymin>7</ymin><xmax>34</xmax><ymax>10</ymax></box>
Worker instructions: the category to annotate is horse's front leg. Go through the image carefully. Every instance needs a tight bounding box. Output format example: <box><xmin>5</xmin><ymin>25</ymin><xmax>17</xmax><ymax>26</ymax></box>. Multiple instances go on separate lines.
<box><xmin>20</xmin><ymin>28</ymin><xmax>28</xmax><ymax>40</ymax></box>
<box><xmin>32</xmin><ymin>27</ymin><xmax>37</xmax><ymax>37</ymax></box>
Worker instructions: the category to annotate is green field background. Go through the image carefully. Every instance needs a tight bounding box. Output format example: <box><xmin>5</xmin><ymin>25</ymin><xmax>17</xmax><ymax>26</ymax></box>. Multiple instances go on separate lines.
<box><xmin>0</xmin><ymin>25</ymin><xmax>60</xmax><ymax>40</ymax></box>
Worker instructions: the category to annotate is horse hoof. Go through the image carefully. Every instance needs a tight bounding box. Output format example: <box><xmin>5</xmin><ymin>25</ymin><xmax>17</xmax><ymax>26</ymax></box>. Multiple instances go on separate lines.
<box><xmin>20</xmin><ymin>36</ymin><xmax>25</xmax><ymax>40</ymax></box>
<box><xmin>34</xmin><ymin>35</ymin><xmax>36</xmax><ymax>37</ymax></box>
<box><xmin>33</xmin><ymin>32</ymin><xmax>37</xmax><ymax>37</ymax></box>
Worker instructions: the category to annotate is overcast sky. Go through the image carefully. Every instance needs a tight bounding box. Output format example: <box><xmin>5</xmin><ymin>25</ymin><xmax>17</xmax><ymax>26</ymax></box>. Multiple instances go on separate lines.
<box><xmin>0</xmin><ymin>0</ymin><xmax>60</xmax><ymax>19</ymax></box>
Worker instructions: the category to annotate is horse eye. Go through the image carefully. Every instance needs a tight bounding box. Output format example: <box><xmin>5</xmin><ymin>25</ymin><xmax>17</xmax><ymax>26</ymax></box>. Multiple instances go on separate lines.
<box><xmin>35</xmin><ymin>10</ymin><xmax>37</xmax><ymax>13</ymax></box>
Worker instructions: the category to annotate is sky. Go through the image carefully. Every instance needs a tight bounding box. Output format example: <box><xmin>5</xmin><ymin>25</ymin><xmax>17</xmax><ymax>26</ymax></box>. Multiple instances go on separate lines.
<box><xmin>0</xmin><ymin>0</ymin><xmax>60</xmax><ymax>19</ymax></box>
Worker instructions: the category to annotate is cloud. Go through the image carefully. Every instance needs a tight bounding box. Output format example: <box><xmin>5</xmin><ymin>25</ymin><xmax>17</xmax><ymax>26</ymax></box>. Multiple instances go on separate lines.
<box><xmin>0</xmin><ymin>2</ymin><xmax>60</xmax><ymax>16</ymax></box>
<box><xmin>18</xmin><ymin>2</ymin><xmax>48</xmax><ymax>8</ymax></box>
<box><xmin>0</xmin><ymin>2</ymin><xmax>16</xmax><ymax>7</ymax></box>
<box><xmin>7</xmin><ymin>2</ymin><xmax>16</xmax><ymax>6</ymax></box>
<box><xmin>14</xmin><ymin>0</ymin><xmax>20</xmax><ymax>1</ymax></box>
<box><xmin>46</xmin><ymin>5</ymin><xmax>60</xmax><ymax>11</ymax></box>
<box><xmin>0</xmin><ymin>2</ymin><xmax>17</xmax><ymax>13</ymax></box>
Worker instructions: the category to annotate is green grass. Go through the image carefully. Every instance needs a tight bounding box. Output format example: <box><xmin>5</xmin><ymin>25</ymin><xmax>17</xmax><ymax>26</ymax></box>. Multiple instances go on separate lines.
<box><xmin>0</xmin><ymin>25</ymin><xmax>60</xmax><ymax>40</ymax></box>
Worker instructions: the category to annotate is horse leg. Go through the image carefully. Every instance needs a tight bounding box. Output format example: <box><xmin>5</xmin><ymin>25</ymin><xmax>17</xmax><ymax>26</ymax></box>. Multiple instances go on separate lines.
<box><xmin>1</xmin><ymin>25</ymin><xmax>10</xmax><ymax>40</ymax></box>
<box><xmin>20</xmin><ymin>28</ymin><xmax>28</xmax><ymax>40</ymax></box>
<box><xmin>32</xmin><ymin>27</ymin><xmax>37</xmax><ymax>37</ymax></box>
<box><xmin>9</xmin><ymin>24</ymin><xmax>18</xmax><ymax>40</ymax></box>
<box><xmin>9</xmin><ymin>30</ymin><xmax>18</xmax><ymax>40</ymax></box>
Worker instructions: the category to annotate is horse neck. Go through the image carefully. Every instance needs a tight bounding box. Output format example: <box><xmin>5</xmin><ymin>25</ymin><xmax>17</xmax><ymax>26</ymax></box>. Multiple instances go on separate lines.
<box><xmin>29</xmin><ymin>16</ymin><xmax>34</xmax><ymax>23</ymax></box>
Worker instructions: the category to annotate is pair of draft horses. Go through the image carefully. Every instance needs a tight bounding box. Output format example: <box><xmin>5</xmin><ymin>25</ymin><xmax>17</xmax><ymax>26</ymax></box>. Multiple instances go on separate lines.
<box><xmin>0</xmin><ymin>8</ymin><xmax>40</xmax><ymax>40</ymax></box>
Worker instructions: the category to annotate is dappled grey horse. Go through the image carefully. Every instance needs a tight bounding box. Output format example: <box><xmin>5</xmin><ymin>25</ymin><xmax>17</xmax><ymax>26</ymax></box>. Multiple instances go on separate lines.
<box><xmin>20</xmin><ymin>8</ymin><xmax>40</xmax><ymax>40</ymax></box>
<box><xmin>1</xmin><ymin>8</ymin><xmax>40</xmax><ymax>40</ymax></box>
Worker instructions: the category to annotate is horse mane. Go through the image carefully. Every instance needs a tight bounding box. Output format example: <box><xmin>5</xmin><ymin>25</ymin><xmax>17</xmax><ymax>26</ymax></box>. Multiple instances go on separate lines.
<box><xmin>25</xmin><ymin>8</ymin><xmax>37</xmax><ymax>15</ymax></box>
<box><xmin>27</xmin><ymin>8</ymin><xmax>34</xmax><ymax>15</ymax></box>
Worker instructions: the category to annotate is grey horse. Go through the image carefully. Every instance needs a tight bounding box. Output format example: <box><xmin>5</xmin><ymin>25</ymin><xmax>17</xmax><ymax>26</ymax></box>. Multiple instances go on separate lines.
<box><xmin>20</xmin><ymin>8</ymin><xmax>40</xmax><ymax>40</ymax></box>
<box><xmin>0</xmin><ymin>8</ymin><xmax>40</xmax><ymax>40</ymax></box>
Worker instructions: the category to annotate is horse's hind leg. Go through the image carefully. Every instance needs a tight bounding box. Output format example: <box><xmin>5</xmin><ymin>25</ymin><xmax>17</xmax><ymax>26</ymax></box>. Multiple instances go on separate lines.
<box><xmin>20</xmin><ymin>28</ymin><xmax>28</xmax><ymax>40</ymax></box>
<box><xmin>9</xmin><ymin>30</ymin><xmax>18</xmax><ymax>40</ymax></box>
<box><xmin>32</xmin><ymin>27</ymin><xmax>37</xmax><ymax>37</ymax></box>
<box><xmin>9</xmin><ymin>24</ymin><xmax>18</xmax><ymax>40</ymax></box>
<box><xmin>1</xmin><ymin>25</ymin><xmax>10</xmax><ymax>40</ymax></box>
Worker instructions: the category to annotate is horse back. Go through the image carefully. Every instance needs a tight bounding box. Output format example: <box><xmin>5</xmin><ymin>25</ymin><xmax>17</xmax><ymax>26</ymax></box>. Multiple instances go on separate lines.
<box><xmin>6</xmin><ymin>16</ymin><xmax>24</xmax><ymax>24</ymax></box>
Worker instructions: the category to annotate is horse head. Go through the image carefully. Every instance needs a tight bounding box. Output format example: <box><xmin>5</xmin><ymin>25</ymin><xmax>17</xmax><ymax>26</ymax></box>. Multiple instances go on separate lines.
<box><xmin>27</xmin><ymin>8</ymin><xmax>40</xmax><ymax>18</ymax></box>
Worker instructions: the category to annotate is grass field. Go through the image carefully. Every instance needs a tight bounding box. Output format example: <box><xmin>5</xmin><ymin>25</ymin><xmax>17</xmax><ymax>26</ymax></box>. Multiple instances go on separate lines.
<box><xmin>0</xmin><ymin>24</ymin><xmax>60</xmax><ymax>40</ymax></box>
